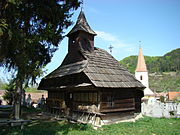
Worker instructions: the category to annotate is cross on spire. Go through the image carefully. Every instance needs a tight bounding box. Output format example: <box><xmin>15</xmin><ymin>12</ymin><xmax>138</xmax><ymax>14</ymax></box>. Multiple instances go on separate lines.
<box><xmin>108</xmin><ymin>45</ymin><xmax>113</xmax><ymax>53</ymax></box>
<box><xmin>81</xmin><ymin>0</ymin><xmax>84</xmax><ymax>11</ymax></box>
<box><xmin>139</xmin><ymin>41</ymin><xmax>142</xmax><ymax>48</ymax></box>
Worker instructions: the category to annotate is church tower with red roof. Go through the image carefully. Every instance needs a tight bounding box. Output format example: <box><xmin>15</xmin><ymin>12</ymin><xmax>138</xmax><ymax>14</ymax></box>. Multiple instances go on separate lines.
<box><xmin>135</xmin><ymin>47</ymin><xmax>154</xmax><ymax>96</ymax></box>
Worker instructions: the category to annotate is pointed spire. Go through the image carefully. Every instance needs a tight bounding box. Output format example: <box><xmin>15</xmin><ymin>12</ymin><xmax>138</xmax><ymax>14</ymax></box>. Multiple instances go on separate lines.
<box><xmin>135</xmin><ymin>47</ymin><xmax>147</xmax><ymax>72</ymax></box>
<box><xmin>67</xmin><ymin>10</ymin><xmax>97</xmax><ymax>36</ymax></box>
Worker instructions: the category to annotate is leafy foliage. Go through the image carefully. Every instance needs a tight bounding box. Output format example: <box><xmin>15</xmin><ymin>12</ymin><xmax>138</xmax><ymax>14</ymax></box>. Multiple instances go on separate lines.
<box><xmin>120</xmin><ymin>48</ymin><xmax>180</xmax><ymax>73</ymax></box>
<box><xmin>0</xmin><ymin>78</ymin><xmax>7</xmax><ymax>89</ymax></box>
<box><xmin>0</xmin><ymin>0</ymin><xmax>80</xmax><ymax>119</ymax></box>
<box><xmin>0</xmin><ymin>0</ymin><xmax>80</xmax><ymax>84</ymax></box>
<box><xmin>2</xmin><ymin>79</ymin><xmax>16</xmax><ymax>105</ymax></box>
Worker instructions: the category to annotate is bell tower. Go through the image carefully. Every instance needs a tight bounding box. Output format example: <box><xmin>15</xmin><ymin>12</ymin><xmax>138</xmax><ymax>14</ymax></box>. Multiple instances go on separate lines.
<box><xmin>67</xmin><ymin>10</ymin><xmax>97</xmax><ymax>53</ymax></box>
<box><xmin>61</xmin><ymin>10</ymin><xmax>97</xmax><ymax>66</ymax></box>
<box><xmin>135</xmin><ymin>47</ymin><xmax>154</xmax><ymax>96</ymax></box>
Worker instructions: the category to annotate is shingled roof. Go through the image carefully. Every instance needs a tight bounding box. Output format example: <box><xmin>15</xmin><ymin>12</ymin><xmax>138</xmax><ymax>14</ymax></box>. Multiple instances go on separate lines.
<box><xmin>39</xmin><ymin>47</ymin><xmax>144</xmax><ymax>89</ymax></box>
<box><xmin>67</xmin><ymin>10</ymin><xmax>97</xmax><ymax>36</ymax></box>
<box><xmin>83</xmin><ymin>48</ymin><xmax>144</xmax><ymax>88</ymax></box>
<box><xmin>38</xmin><ymin>10</ymin><xmax>145</xmax><ymax>90</ymax></box>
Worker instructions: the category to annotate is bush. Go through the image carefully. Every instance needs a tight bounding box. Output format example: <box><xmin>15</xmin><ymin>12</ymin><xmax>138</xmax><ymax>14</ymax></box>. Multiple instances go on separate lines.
<box><xmin>160</xmin><ymin>96</ymin><xmax>165</xmax><ymax>102</ymax></box>
<box><xmin>3</xmin><ymin>90</ymin><xmax>14</xmax><ymax>105</ymax></box>
<box><xmin>2</xmin><ymin>79</ymin><xmax>16</xmax><ymax>105</ymax></box>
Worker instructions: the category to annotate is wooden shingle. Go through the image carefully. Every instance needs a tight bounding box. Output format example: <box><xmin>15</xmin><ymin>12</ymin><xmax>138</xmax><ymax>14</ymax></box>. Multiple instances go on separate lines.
<box><xmin>39</xmin><ymin>47</ymin><xmax>145</xmax><ymax>89</ymax></box>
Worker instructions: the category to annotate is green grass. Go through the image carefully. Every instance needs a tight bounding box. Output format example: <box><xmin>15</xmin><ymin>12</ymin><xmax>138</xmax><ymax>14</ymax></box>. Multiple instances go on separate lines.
<box><xmin>1</xmin><ymin>117</ymin><xmax>180</xmax><ymax>135</ymax></box>
<box><xmin>25</xmin><ymin>87</ymin><xmax>46</xmax><ymax>93</ymax></box>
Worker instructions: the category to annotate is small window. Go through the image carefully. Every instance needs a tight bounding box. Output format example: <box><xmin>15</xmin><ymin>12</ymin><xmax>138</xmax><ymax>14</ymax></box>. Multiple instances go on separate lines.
<box><xmin>140</xmin><ymin>75</ymin><xmax>143</xmax><ymax>80</ymax></box>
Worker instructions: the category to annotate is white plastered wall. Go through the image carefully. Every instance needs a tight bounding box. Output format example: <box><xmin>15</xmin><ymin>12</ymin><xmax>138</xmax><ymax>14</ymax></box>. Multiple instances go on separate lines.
<box><xmin>135</xmin><ymin>71</ymin><xmax>149</xmax><ymax>88</ymax></box>
<box><xmin>135</xmin><ymin>71</ymin><xmax>154</xmax><ymax>96</ymax></box>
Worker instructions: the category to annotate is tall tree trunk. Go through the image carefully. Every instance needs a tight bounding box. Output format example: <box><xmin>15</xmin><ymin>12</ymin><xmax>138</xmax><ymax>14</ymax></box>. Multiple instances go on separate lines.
<box><xmin>14</xmin><ymin>78</ymin><xmax>23</xmax><ymax>120</ymax></box>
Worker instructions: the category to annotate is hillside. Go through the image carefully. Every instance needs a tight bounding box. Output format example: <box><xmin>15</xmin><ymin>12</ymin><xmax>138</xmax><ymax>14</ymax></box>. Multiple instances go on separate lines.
<box><xmin>149</xmin><ymin>72</ymin><xmax>180</xmax><ymax>92</ymax></box>
<box><xmin>120</xmin><ymin>48</ymin><xmax>180</xmax><ymax>73</ymax></box>
<box><xmin>119</xmin><ymin>48</ymin><xmax>180</xmax><ymax>92</ymax></box>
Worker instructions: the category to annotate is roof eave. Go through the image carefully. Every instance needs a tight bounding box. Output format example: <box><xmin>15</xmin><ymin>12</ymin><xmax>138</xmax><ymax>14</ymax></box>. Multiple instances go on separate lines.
<box><xmin>66</xmin><ymin>29</ymin><xmax>97</xmax><ymax>37</ymax></box>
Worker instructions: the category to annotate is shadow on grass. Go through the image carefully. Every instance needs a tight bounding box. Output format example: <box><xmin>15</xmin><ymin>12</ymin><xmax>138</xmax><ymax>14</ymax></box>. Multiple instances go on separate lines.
<box><xmin>1</xmin><ymin>117</ymin><xmax>179</xmax><ymax>135</ymax></box>
<box><xmin>1</xmin><ymin>120</ymin><xmax>92</xmax><ymax>135</ymax></box>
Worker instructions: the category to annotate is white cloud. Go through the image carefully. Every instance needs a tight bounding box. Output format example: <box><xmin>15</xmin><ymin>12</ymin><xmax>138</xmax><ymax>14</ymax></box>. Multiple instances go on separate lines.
<box><xmin>94</xmin><ymin>30</ymin><xmax>138</xmax><ymax>60</ymax></box>
<box><xmin>95</xmin><ymin>30</ymin><xmax>127</xmax><ymax>48</ymax></box>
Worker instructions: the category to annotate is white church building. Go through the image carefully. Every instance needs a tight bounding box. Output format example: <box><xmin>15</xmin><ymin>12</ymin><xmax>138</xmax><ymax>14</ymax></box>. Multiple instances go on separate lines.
<box><xmin>135</xmin><ymin>47</ymin><xmax>154</xmax><ymax>98</ymax></box>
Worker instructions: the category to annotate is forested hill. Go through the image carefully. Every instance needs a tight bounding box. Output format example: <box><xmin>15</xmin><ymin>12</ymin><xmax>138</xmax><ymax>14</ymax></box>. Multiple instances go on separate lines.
<box><xmin>119</xmin><ymin>48</ymin><xmax>180</xmax><ymax>73</ymax></box>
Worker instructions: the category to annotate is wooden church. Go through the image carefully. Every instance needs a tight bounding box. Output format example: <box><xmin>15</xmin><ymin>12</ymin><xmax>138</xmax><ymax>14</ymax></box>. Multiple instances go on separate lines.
<box><xmin>38</xmin><ymin>10</ymin><xmax>145</xmax><ymax>125</ymax></box>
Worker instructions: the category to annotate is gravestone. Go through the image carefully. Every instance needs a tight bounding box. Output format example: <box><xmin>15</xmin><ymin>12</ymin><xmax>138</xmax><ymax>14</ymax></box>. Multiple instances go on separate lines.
<box><xmin>141</xmin><ymin>101</ymin><xmax>179</xmax><ymax>118</ymax></box>
<box><xmin>163</xmin><ymin>103</ymin><xmax>171</xmax><ymax>118</ymax></box>
<box><xmin>177</xmin><ymin>103</ymin><xmax>180</xmax><ymax>118</ymax></box>
<box><xmin>141</xmin><ymin>102</ymin><xmax>146</xmax><ymax>115</ymax></box>
<box><xmin>151</xmin><ymin>102</ymin><xmax>163</xmax><ymax>118</ymax></box>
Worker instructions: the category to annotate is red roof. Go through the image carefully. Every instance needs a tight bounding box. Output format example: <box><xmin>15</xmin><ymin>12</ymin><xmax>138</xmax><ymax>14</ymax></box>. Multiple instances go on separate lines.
<box><xmin>168</xmin><ymin>92</ymin><xmax>180</xmax><ymax>100</ymax></box>
<box><xmin>136</xmin><ymin>47</ymin><xmax>147</xmax><ymax>72</ymax></box>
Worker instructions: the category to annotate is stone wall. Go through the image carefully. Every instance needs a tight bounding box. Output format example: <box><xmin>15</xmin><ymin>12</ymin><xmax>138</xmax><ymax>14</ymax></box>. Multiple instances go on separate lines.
<box><xmin>141</xmin><ymin>100</ymin><xmax>180</xmax><ymax>118</ymax></box>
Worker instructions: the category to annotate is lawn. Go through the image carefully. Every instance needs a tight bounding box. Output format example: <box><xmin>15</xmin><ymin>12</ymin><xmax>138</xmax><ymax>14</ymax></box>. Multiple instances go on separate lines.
<box><xmin>1</xmin><ymin>117</ymin><xmax>180</xmax><ymax>135</ymax></box>
<box><xmin>25</xmin><ymin>87</ymin><xmax>46</xmax><ymax>93</ymax></box>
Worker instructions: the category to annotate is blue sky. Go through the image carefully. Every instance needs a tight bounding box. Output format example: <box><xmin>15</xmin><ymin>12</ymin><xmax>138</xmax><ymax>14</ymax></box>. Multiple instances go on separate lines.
<box><xmin>1</xmin><ymin>0</ymin><xmax>180</xmax><ymax>82</ymax></box>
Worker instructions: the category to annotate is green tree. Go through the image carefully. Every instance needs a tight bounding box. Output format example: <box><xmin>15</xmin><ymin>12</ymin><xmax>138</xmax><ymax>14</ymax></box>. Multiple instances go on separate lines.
<box><xmin>3</xmin><ymin>79</ymin><xmax>16</xmax><ymax>105</ymax></box>
<box><xmin>0</xmin><ymin>78</ymin><xmax>7</xmax><ymax>89</ymax></box>
<box><xmin>0</xmin><ymin>0</ymin><xmax>80</xmax><ymax>119</ymax></box>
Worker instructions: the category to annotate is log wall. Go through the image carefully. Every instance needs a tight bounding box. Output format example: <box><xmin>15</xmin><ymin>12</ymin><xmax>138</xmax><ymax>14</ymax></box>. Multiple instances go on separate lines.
<box><xmin>47</xmin><ymin>88</ymin><xmax>143</xmax><ymax>113</ymax></box>
<box><xmin>71</xmin><ymin>91</ymin><xmax>99</xmax><ymax>111</ymax></box>
<box><xmin>99</xmin><ymin>90</ymin><xmax>135</xmax><ymax>113</ymax></box>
